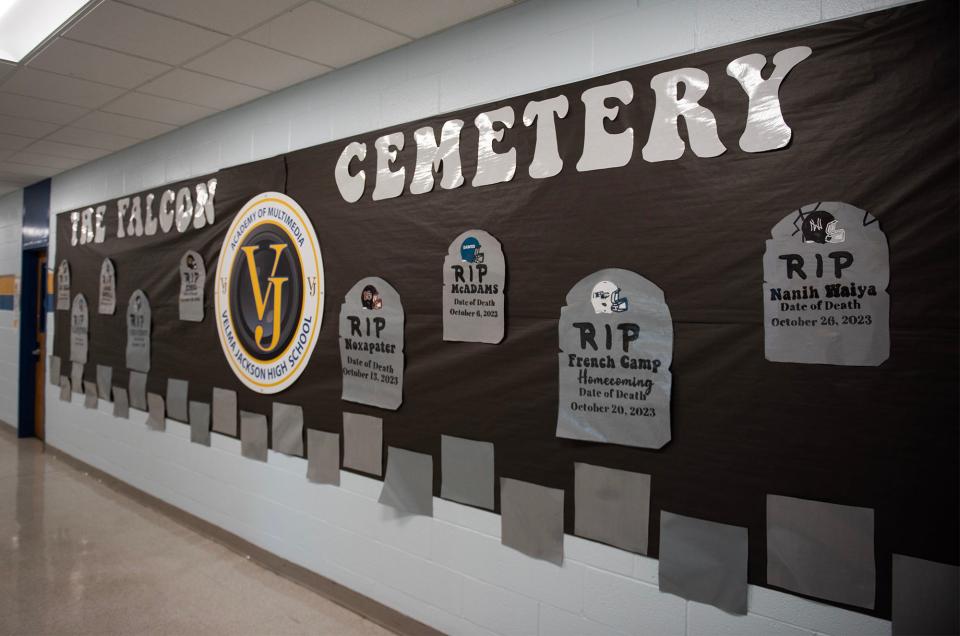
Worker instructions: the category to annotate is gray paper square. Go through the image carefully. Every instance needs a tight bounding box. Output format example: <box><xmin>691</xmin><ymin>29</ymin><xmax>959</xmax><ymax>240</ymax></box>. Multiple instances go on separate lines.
<box><xmin>83</xmin><ymin>380</ymin><xmax>98</xmax><ymax>409</ymax></box>
<box><xmin>379</xmin><ymin>447</ymin><xmax>433</xmax><ymax>517</ymax></box>
<box><xmin>71</xmin><ymin>362</ymin><xmax>83</xmax><ymax>394</ymax></box>
<box><xmin>166</xmin><ymin>378</ymin><xmax>189</xmax><ymax>422</ymax></box>
<box><xmin>146</xmin><ymin>392</ymin><xmax>165</xmax><ymax>431</ymax></box>
<box><xmin>240</xmin><ymin>411</ymin><xmax>268</xmax><ymax>462</ymax></box>
<box><xmin>272</xmin><ymin>402</ymin><xmax>303</xmax><ymax>457</ymax></box>
<box><xmin>128</xmin><ymin>371</ymin><xmax>147</xmax><ymax>411</ymax></box>
<box><xmin>307</xmin><ymin>430</ymin><xmax>340</xmax><ymax>485</ymax></box>
<box><xmin>342</xmin><ymin>412</ymin><xmax>382</xmax><ymax>476</ymax></box>
<box><xmin>96</xmin><ymin>365</ymin><xmax>112</xmax><ymax>400</ymax></box>
<box><xmin>112</xmin><ymin>386</ymin><xmax>129</xmax><ymax>419</ymax></box>
<box><xmin>49</xmin><ymin>355</ymin><xmax>61</xmax><ymax>386</ymax></box>
<box><xmin>767</xmin><ymin>494</ymin><xmax>875</xmax><ymax>609</ymax></box>
<box><xmin>58</xmin><ymin>376</ymin><xmax>71</xmax><ymax>402</ymax></box>
<box><xmin>212</xmin><ymin>387</ymin><xmax>237</xmax><ymax>436</ymax></box>
<box><xmin>574</xmin><ymin>462</ymin><xmax>651</xmax><ymax>554</ymax></box>
<box><xmin>659</xmin><ymin>511</ymin><xmax>748</xmax><ymax>615</ymax></box>
<box><xmin>892</xmin><ymin>554</ymin><xmax>959</xmax><ymax>636</ymax></box>
<box><xmin>189</xmin><ymin>401</ymin><xmax>211</xmax><ymax>446</ymax></box>
<box><xmin>440</xmin><ymin>435</ymin><xmax>494</xmax><ymax>510</ymax></box>
<box><xmin>500</xmin><ymin>478</ymin><xmax>564</xmax><ymax>565</ymax></box>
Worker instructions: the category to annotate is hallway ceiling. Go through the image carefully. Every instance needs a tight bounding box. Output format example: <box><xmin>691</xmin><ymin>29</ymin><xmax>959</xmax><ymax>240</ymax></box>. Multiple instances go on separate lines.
<box><xmin>0</xmin><ymin>0</ymin><xmax>516</xmax><ymax>196</ymax></box>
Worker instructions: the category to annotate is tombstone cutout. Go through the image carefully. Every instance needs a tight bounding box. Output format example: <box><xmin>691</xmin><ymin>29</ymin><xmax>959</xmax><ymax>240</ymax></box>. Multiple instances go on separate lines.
<box><xmin>763</xmin><ymin>202</ymin><xmax>890</xmax><ymax>366</ymax></box>
<box><xmin>69</xmin><ymin>293</ymin><xmax>89</xmax><ymax>364</ymax></box>
<box><xmin>556</xmin><ymin>268</ymin><xmax>673</xmax><ymax>449</ymax></box>
<box><xmin>55</xmin><ymin>260</ymin><xmax>70</xmax><ymax>310</ymax></box>
<box><xmin>442</xmin><ymin>229</ymin><xmax>506</xmax><ymax>343</ymax></box>
<box><xmin>98</xmin><ymin>258</ymin><xmax>116</xmax><ymax>315</ymax></box>
<box><xmin>339</xmin><ymin>277</ymin><xmax>404</xmax><ymax>410</ymax></box>
<box><xmin>125</xmin><ymin>289</ymin><xmax>151</xmax><ymax>372</ymax></box>
<box><xmin>178</xmin><ymin>250</ymin><xmax>205</xmax><ymax>322</ymax></box>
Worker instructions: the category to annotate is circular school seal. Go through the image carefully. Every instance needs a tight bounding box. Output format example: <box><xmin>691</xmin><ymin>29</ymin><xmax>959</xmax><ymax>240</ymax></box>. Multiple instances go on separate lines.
<box><xmin>214</xmin><ymin>192</ymin><xmax>324</xmax><ymax>393</ymax></box>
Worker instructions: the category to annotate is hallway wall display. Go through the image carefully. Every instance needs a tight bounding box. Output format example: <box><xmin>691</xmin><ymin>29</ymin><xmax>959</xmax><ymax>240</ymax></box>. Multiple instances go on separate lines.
<box><xmin>50</xmin><ymin>4</ymin><xmax>958</xmax><ymax>619</ymax></box>
<box><xmin>55</xmin><ymin>260</ymin><xmax>69</xmax><ymax>310</ymax></box>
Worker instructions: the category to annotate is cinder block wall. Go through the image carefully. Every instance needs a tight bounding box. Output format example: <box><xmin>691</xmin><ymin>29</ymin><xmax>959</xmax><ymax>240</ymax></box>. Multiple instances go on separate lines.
<box><xmin>40</xmin><ymin>1</ymin><xmax>916</xmax><ymax>634</ymax></box>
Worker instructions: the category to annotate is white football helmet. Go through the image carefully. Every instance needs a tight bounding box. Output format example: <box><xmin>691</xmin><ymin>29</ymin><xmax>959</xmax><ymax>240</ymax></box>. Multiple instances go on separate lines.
<box><xmin>591</xmin><ymin>280</ymin><xmax>628</xmax><ymax>314</ymax></box>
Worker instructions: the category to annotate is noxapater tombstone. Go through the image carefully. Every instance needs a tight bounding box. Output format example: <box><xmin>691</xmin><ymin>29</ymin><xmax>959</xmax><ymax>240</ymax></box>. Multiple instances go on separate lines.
<box><xmin>557</xmin><ymin>269</ymin><xmax>673</xmax><ymax>449</ymax></box>
<box><xmin>55</xmin><ymin>260</ymin><xmax>70</xmax><ymax>310</ymax></box>
<box><xmin>763</xmin><ymin>202</ymin><xmax>889</xmax><ymax>366</ymax></box>
<box><xmin>178</xmin><ymin>250</ymin><xmax>206</xmax><ymax>322</ymax></box>
<box><xmin>339</xmin><ymin>277</ymin><xmax>404</xmax><ymax>410</ymax></box>
<box><xmin>442</xmin><ymin>229</ymin><xmax>506</xmax><ymax>344</ymax></box>
<box><xmin>98</xmin><ymin>258</ymin><xmax>116</xmax><ymax>315</ymax></box>
<box><xmin>126</xmin><ymin>289</ymin><xmax>151</xmax><ymax>372</ymax></box>
<box><xmin>70</xmin><ymin>293</ymin><xmax>89</xmax><ymax>364</ymax></box>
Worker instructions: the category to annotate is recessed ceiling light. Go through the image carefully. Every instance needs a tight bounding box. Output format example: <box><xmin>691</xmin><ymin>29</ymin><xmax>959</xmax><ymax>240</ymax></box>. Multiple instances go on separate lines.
<box><xmin>0</xmin><ymin>0</ymin><xmax>89</xmax><ymax>63</ymax></box>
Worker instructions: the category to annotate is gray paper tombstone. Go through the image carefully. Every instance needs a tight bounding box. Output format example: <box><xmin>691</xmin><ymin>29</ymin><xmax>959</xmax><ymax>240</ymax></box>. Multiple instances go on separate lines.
<box><xmin>556</xmin><ymin>269</ymin><xmax>673</xmax><ymax>449</ymax></box>
<box><xmin>98</xmin><ymin>258</ymin><xmax>116</xmax><ymax>315</ymax></box>
<box><xmin>146</xmin><ymin>392</ymin><xmax>165</xmax><ymax>431</ymax></box>
<box><xmin>440</xmin><ymin>435</ymin><xmax>495</xmax><ymax>510</ymax></box>
<box><xmin>442</xmin><ymin>230</ymin><xmax>506</xmax><ymax>344</ymax></box>
<box><xmin>212</xmin><ymin>387</ymin><xmax>237</xmax><ymax>436</ymax></box>
<box><xmin>166</xmin><ymin>378</ymin><xmax>189</xmax><ymax>422</ymax></box>
<box><xmin>189</xmin><ymin>401</ymin><xmax>211</xmax><ymax>446</ymax></box>
<box><xmin>128</xmin><ymin>371</ymin><xmax>147</xmax><ymax>411</ymax></box>
<box><xmin>342</xmin><ymin>412</ymin><xmax>382</xmax><ymax>476</ymax></box>
<box><xmin>49</xmin><ymin>355</ymin><xmax>61</xmax><ymax>386</ymax></box>
<box><xmin>379</xmin><ymin>447</ymin><xmax>434</xmax><ymax>517</ymax></box>
<box><xmin>240</xmin><ymin>411</ymin><xmax>268</xmax><ymax>462</ymax></box>
<box><xmin>125</xmin><ymin>289</ymin><xmax>151</xmax><ymax>372</ymax></box>
<box><xmin>892</xmin><ymin>554</ymin><xmax>959</xmax><ymax>636</ymax></box>
<box><xmin>500</xmin><ymin>478</ymin><xmax>565</xmax><ymax>565</ymax></box>
<box><xmin>339</xmin><ymin>277</ymin><xmax>404</xmax><ymax>410</ymax></box>
<box><xmin>763</xmin><ymin>202</ymin><xmax>890</xmax><ymax>366</ymax></box>
<box><xmin>574</xmin><ymin>462</ymin><xmax>651</xmax><ymax>554</ymax></box>
<box><xmin>70</xmin><ymin>293</ymin><xmax>89</xmax><ymax>364</ymax></box>
<box><xmin>83</xmin><ymin>380</ymin><xmax>98</xmax><ymax>409</ymax></box>
<box><xmin>96</xmin><ymin>365</ymin><xmax>112</xmax><ymax>400</ymax></box>
<box><xmin>70</xmin><ymin>362</ymin><xmax>83</xmax><ymax>394</ymax></box>
<box><xmin>58</xmin><ymin>376</ymin><xmax>71</xmax><ymax>402</ymax></box>
<box><xmin>55</xmin><ymin>259</ymin><xmax>70</xmax><ymax>310</ymax></box>
<box><xmin>307</xmin><ymin>430</ymin><xmax>340</xmax><ymax>485</ymax></box>
<box><xmin>112</xmin><ymin>386</ymin><xmax>129</xmax><ymax>418</ymax></box>
<box><xmin>272</xmin><ymin>402</ymin><xmax>303</xmax><ymax>457</ymax></box>
<box><xmin>178</xmin><ymin>250</ymin><xmax>205</xmax><ymax>322</ymax></box>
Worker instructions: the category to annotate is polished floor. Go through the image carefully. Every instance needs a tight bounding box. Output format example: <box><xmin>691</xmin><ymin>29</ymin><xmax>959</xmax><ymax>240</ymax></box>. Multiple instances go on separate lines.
<box><xmin>0</xmin><ymin>429</ymin><xmax>392</xmax><ymax>635</ymax></box>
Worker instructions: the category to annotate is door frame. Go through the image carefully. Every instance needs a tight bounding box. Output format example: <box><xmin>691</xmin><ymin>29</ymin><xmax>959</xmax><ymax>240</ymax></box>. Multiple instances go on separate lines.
<box><xmin>17</xmin><ymin>247</ymin><xmax>47</xmax><ymax>438</ymax></box>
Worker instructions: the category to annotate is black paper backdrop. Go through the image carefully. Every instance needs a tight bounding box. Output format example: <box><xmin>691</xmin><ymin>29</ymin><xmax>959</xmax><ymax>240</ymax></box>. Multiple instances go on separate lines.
<box><xmin>54</xmin><ymin>3</ymin><xmax>959</xmax><ymax>618</ymax></box>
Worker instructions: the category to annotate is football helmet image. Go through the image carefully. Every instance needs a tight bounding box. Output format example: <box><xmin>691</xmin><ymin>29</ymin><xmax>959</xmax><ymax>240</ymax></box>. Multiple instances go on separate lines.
<box><xmin>591</xmin><ymin>280</ymin><xmax>628</xmax><ymax>314</ymax></box>
<box><xmin>800</xmin><ymin>209</ymin><xmax>846</xmax><ymax>244</ymax></box>
<box><xmin>185</xmin><ymin>253</ymin><xmax>198</xmax><ymax>270</ymax></box>
<box><xmin>460</xmin><ymin>236</ymin><xmax>484</xmax><ymax>263</ymax></box>
<box><xmin>361</xmin><ymin>284</ymin><xmax>383</xmax><ymax>310</ymax></box>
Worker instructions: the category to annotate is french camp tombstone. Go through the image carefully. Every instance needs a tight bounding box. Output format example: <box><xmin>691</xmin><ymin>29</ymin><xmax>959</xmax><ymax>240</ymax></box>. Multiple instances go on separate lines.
<box><xmin>178</xmin><ymin>250</ymin><xmax>206</xmax><ymax>322</ymax></box>
<box><xmin>557</xmin><ymin>268</ymin><xmax>673</xmax><ymax>449</ymax></box>
<box><xmin>98</xmin><ymin>258</ymin><xmax>116</xmax><ymax>315</ymax></box>
<box><xmin>125</xmin><ymin>289</ymin><xmax>151</xmax><ymax>372</ymax></box>
<box><xmin>442</xmin><ymin>229</ymin><xmax>506</xmax><ymax>344</ymax></box>
<box><xmin>762</xmin><ymin>201</ymin><xmax>890</xmax><ymax>366</ymax></box>
<box><xmin>55</xmin><ymin>259</ymin><xmax>70</xmax><ymax>310</ymax></box>
<box><xmin>339</xmin><ymin>277</ymin><xmax>404</xmax><ymax>410</ymax></box>
<box><xmin>70</xmin><ymin>293</ymin><xmax>89</xmax><ymax>365</ymax></box>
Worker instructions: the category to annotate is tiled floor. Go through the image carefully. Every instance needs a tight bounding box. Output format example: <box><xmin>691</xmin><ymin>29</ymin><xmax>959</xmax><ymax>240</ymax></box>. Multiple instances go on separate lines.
<box><xmin>0</xmin><ymin>429</ymin><xmax>392</xmax><ymax>635</ymax></box>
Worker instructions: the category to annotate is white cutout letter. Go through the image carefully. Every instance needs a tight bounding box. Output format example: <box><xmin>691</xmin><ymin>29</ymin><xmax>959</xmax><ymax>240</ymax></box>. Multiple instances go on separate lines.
<box><xmin>643</xmin><ymin>68</ymin><xmax>726</xmax><ymax>162</ymax></box>
<box><xmin>411</xmin><ymin>120</ymin><xmax>464</xmax><ymax>195</ymax></box>
<box><xmin>577</xmin><ymin>81</ymin><xmax>634</xmax><ymax>172</ymax></box>
<box><xmin>473</xmin><ymin>106</ymin><xmax>516</xmax><ymax>187</ymax></box>
<box><xmin>372</xmin><ymin>133</ymin><xmax>406</xmax><ymax>201</ymax></box>
<box><xmin>523</xmin><ymin>95</ymin><xmax>569</xmax><ymax>179</ymax></box>
<box><xmin>335</xmin><ymin>142</ymin><xmax>367</xmax><ymax>203</ymax></box>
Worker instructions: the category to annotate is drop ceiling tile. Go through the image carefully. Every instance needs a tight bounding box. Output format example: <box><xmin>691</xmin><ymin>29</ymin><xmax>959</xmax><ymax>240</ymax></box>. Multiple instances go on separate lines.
<box><xmin>138</xmin><ymin>69</ymin><xmax>267</xmax><ymax>110</ymax></box>
<box><xmin>72</xmin><ymin>110</ymin><xmax>175</xmax><ymax>140</ymax></box>
<box><xmin>0</xmin><ymin>93</ymin><xmax>89</xmax><ymax>125</ymax></box>
<box><xmin>0</xmin><ymin>133</ymin><xmax>34</xmax><ymax>151</ymax></box>
<box><xmin>123</xmin><ymin>0</ymin><xmax>304</xmax><ymax>36</ymax></box>
<box><xmin>186</xmin><ymin>40</ymin><xmax>330</xmax><ymax>92</ymax></box>
<box><xmin>0</xmin><ymin>162</ymin><xmax>60</xmax><ymax>178</ymax></box>
<box><xmin>25</xmin><ymin>140</ymin><xmax>108</xmax><ymax>161</ymax></box>
<box><xmin>244</xmin><ymin>3</ymin><xmax>411</xmax><ymax>68</ymax></box>
<box><xmin>29</xmin><ymin>39</ymin><xmax>171</xmax><ymax>89</ymax></box>
<box><xmin>64</xmin><ymin>1</ymin><xmax>228</xmax><ymax>65</ymax></box>
<box><xmin>324</xmin><ymin>0</ymin><xmax>513</xmax><ymax>38</ymax></box>
<box><xmin>102</xmin><ymin>92</ymin><xmax>218</xmax><ymax>126</ymax></box>
<box><xmin>8</xmin><ymin>151</ymin><xmax>84</xmax><ymax>170</ymax></box>
<box><xmin>0</xmin><ymin>114</ymin><xmax>60</xmax><ymax>138</ymax></box>
<box><xmin>2</xmin><ymin>68</ymin><xmax>125</xmax><ymax>109</ymax></box>
<box><xmin>46</xmin><ymin>126</ymin><xmax>140</xmax><ymax>152</ymax></box>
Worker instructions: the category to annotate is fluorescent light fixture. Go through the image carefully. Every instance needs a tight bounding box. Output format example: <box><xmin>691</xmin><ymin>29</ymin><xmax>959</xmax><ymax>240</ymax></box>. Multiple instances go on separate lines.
<box><xmin>0</xmin><ymin>0</ymin><xmax>89</xmax><ymax>63</ymax></box>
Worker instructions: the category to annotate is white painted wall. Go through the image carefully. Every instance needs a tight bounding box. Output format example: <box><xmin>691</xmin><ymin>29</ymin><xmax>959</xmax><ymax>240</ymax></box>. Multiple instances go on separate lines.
<box><xmin>0</xmin><ymin>190</ymin><xmax>22</xmax><ymax>430</ymax></box>
<box><xmin>35</xmin><ymin>0</ymin><xmax>921</xmax><ymax>633</ymax></box>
